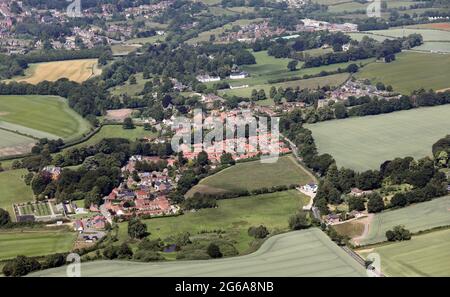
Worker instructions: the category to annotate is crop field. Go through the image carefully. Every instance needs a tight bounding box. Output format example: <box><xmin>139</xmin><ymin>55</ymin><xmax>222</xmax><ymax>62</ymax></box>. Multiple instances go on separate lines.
<box><xmin>358</xmin><ymin>228</ymin><xmax>450</xmax><ymax>276</ymax></box>
<box><xmin>120</xmin><ymin>190</ymin><xmax>311</xmax><ymax>253</ymax></box>
<box><xmin>188</xmin><ymin>155</ymin><xmax>315</xmax><ymax>196</ymax></box>
<box><xmin>11</xmin><ymin>59</ymin><xmax>100</xmax><ymax>84</ymax></box>
<box><xmin>329</xmin><ymin>1</ymin><xmax>419</xmax><ymax>13</ymax></box>
<box><xmin>413</xmin><ymin>42</ymin><xmax>450</xmax><ymax>53</ymax></box>
<box><xmin>0</xmin><ymin>95</ymin><xmax>91</xmax><ymax>140</ymax></box>
<box><xmin>0</xmin><ymin>169</ymin><xmax>35</xmax><ymax>217</ymax></box>
<box><xmin>0</xmin><ymin>230</ymin><xmax>75</xmax><ymax>261</ymax></box>
<box><xmin>356</xmin><ymin>52</ymin><xmax>450</xmax><ymax>94</ymax></box>
<box><xmin>307</xmin><ymin>105</ymin><xmax>450</xmax><ymax>171</ymax></box>
<box><xmin>33</xmin><ymin>228</ymin><xmax>367</xmax><ymax>277</ymax></box>
<box><xmin>332</xmin><ymin>219</ymin><xmax>366</xmax><ymax>238</ymax></box>
<box><xmin>358</xmin><ymin>195</ymin><xmax>450</xmax><ymax>245</ymax></box>
<box><xmin>18</xmin><ymin>202</ymin><xmax>52</xmax><ymax>217</ymax></box>
<box><xmin>406</xmin><ymin>22</ymin><xmax>450</xmax><ymax>32</ymax></box>
<box><xmin>367</xmin><ymin>28</ymin><xmax>450</xmax><ymax>42</ymax></box>
<box><xmin>0</xmin><ymin>129</ymin><xmax>35</xmax><ymax>157</ymax></box>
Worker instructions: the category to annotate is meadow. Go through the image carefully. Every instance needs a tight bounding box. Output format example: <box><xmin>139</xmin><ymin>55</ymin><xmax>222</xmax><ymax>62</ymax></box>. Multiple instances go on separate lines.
<box><xmin>33</xmin><ymin>228</ymin><xmax>367</xmax><ymax>277</ymax></box>
<box><xmin>188</xmin><ymin>155</ymin><xmax>315</xmax><ymax>196</ymax></box>
<box><xmin>307</xmin><ymin>104</ymin><xmax>450</xmax><ymax>171</ymax></box>
<box><xmin>0</xmin><ymin>230</ymin><xmax>75</xmax><ymax>261</ymax></box>
<box><xmin>10</xmin><ymin>59</ymin><xmax>100</xmax><ymax>84</ymax></box>
<box><xmin>358</xmin><ymin>228</ymin><xmax>450</xmax><ymax>276</ymax></box>
<box><xmin>110</xmin><ymin>73</ymin><xmax>148</xmax><ymax>96</ymax></box>
<box><xmin>120</xmin><ymin>190</ymin><xmax>310</xmax><ymax>253</ymax></box>
<box><xmin>0</xmin><ymin>169</ymin><xmax>34</xmax><ymax>217</ymax></box>
<box><xmin>0</xmin><ymin>95</ymin><xmax>91</xmax><ymax>141</ymax></box>
<box><xmin>358</xmin><ymin>195</ymin><xmax>450</xmax><ymax>245</ymax></box>
<box><xmin>356</xmin><ymin>52</ymin><xmax>450</xmax><ymax>94</ymax></box>
<box><xmin>0</xmin><ymin>129</ymin><xmax>35</xmax><ymax>157</ymax></box>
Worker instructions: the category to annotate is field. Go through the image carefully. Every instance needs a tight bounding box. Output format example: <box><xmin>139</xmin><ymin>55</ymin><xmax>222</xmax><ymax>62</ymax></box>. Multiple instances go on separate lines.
<box><xmin>33</xmin><ymin>228</ymin><xmax>367</xmax><ymax>277</ymax></box>
<box><xmin>307</xmin><ymin>105</ymin><xmax>450</xmax><ymax>171</ymax></box>
<box><xmin>357</xmin><ymin>52</ymin><xmax>450</xmax><ymax>94</ymax></box>
<box><xmin>413</xmin><ymin>42</ymin><xmax>450</xmax><ymax>53</ymax></box>
<box><xmin>405</xmin><ymin>22</ymin><xmax>450</xmax><ymax>32</ymax></box>
<box><xmin>358</xmin><ymin>195</ymin><xmax>450</xmax><ymax>245</ymax></box>
<box><xmin>187</xmin><ymin>155</ymin><xmax>315</xmax><ymax>196</ymax></box>
<box><xmin>0</xmin><ymin>169</ymin><xmax>34</xmax><ymax>217</ymax></box>
<box><xmin>329</xmin><ymin>1</ymin><xmax>420</xmax><ymax>13</ymax></box>
<box><xmin>70</xmin><ymin>125</ymin><xmax>156</xmax><ymax>150</ymax></box>
<box><xmin>332</xmin><ymin>219</ymin><xmax>366</xmax><ymax>238</ymax></box>
<box><xmin>358</xmin><ymin>228</ymin><xmax>450</xmax><ymax>276</ymax></box>
<box><xmin>121</xmin><ymin>190</ymin><xmax>310</xmax><ymax>253</ymax></box>
<box><xmin>0</xmin><ymin>230</ymin><xmax>75</xmax><ymax>261</ymax></box>
<box><xmin>0</xmin><ymin>129</ymin><xmax>35</xmax><ymax>157</ymax></box>
<box><xmin>10</xmin><ymin>59</ymin><xmax>101</xmax><ymax>84</ymax></box>
<box><xmin>0</xmin><ymin>95</ymin><xmax>91</xmax><ymax>140</ymax></box>
<box><xmin>110</xmin><ymin>73</ymin><xmax>149</xmax><ymax>96</ymax></box>
<box><xmin>367</xmin><ymin>28</ymin><xmax>450</xmax><ymax>42</ymax></box>
<box><xmin>18</xmin><ymin>202</ymin><xmax>52</xmax><ymax>217</ymax></box>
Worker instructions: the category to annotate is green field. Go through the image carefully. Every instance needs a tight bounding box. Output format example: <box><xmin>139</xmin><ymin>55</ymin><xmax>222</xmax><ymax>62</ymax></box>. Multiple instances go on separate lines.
<box><xmin>0</xmin><ymin>169</ymin><xmax>34</xmax><ymax>217</ymax></box>
<box><xmin>0</xmin><ymin>230</ymin><xmax>75</xmax><ymax>261</ymax></box>
<box><xmin>329</xmin><ymin>1</ymin><xmax>419</xmax><ymax>13</ymax></box>
<box><xmin>308</xmin><ymin>105</ymin><xmax>450</xmax><ymax>171</ymax></box>
<box><xmin>359</xmin><ymin>195</ymin><xmax>450</xmax><ymax>245</ymax></box>
<box><xmin>367</xmin><ymin>28</ymin><xmax>450</xmax><ymax>42</ymax></box>
<box><xmin>413</xmin><ymin>42</ymin><xmax>450</xmax><ymax>53</ymax></box>
<box><xmin>70</xmin><ymin>125</ymin><xmax>156</xmax><ymax>150</ymax></box>
<box><xmin>33</xmin><ymin>228</ymin><xmax>367</xmax><ymax>277</ymax></box>
<box><xmin>188</xmin><ymin>155</ymin><xmax>315</xmax><ymax>196</ymax></box>
<box><xmin>122</xmin><ymin>190</ymin><xmax>310</xmax><ymax>253</ymax></box>
<box><xmin>0</xmin><ymin>95</ymin><xmax>91</xmax><ymax>140</ymax></box>
<box><xmin>110</xmin><ymin>73</ymin><xmax>149</xmax><ymax>96</ymax></box>
<box><xmin>357</xmin><ymin>52</ymin><xmax>450</xmax><ymax>94</ymax></box>
<box><xmin>0</xmin><ymin>129</ymin><xmax>35</xmax><ymax>156</ymax></box>
<box><xmin>358</xmin><ymin>228</ymin><xmax>450</xmax><ymax>276</ymax></box>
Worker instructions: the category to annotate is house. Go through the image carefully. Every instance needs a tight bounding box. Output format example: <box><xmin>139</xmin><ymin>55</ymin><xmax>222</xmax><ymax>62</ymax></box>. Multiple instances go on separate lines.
<box><xmin>349</xmin><ymin>188</ymin><xmax>372</xmax><ymax>197</ymax></box>
<box><xmin>325</xmin><ymin>213</ymin><xmax>341</xmax><ymax>224</ymax></box>
<box><xmin>196</xmin><ymin>74</ymin><xmax>220</xmax><ymax>83</ymax></box>
<box><xmin>74</xmin><ymin>220</ymin><xmax>84</xmax><ymax>232</ymax></box>
<box><xmin>302</xmin><ymin>183</ymin><xmax>318</xmax><ymax>193</ymax></box>
<box><xmin>229</xmin><ymin>71</ymin><xmax>249</xmax><ymax>80</ymax></box>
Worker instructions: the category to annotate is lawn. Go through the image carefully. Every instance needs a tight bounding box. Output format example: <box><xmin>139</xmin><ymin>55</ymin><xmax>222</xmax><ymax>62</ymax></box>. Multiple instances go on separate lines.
<box><xmin>358</xmin><ymin>228</ymin><xmax>450</xmax><ymax>276</ymax></box>
<box><xmin>0</xmin><ymin>230</ymin><xmax>75</xmax><ymax>261</ymax></box>
<box><xmin>357</xmin><ymin>52</ymin><xmax>450</xmax><ymax>94</ymax></box>
<box><xmin>119</xmin><ymin>190</ymin><xmax>310</xmax><ymax>253</ymax></box>
<box><xmin>188</xmin><ymin>155</ymin><xmax>316</xmax><ymax>196</ymax></box>
<box><xmin>10</xmin><ymin>59</ymin><xmax>100</xmax><ymax>84</ymax></box>
<box><xmin>307</xmin><ymin>105</ymin><xmax>450</xmax><ymax>171</ymax></box>
<box><xmin>110</xmin><ymin>73</ymin><xmax>149</xmax><ymax>96</ymax></box>
<box><xmin>359</xmin><ymin>195</ymin><xmax>450</xmax><ymax>245</ymax></box>
<box><xmin>0</xmin><ymin>95</ymin><xmax>91</xmax><ymax>141</ymax></box>
<box><xmin>0</xmin><ymin>169</ymin><xmax>35</xmax><ymax>219</ymax></box>
<box><xmin>34</xmin><ymin>228</ymin><xmax>367</xmax><ymax>277</ymax></box>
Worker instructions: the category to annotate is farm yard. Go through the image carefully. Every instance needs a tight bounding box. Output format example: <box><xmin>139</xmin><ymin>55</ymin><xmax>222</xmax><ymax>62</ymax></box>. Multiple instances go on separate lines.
<box><xmin>358</xmin><ymin>228</ymin><xmax>450</xmax><ymax>276</ymax></box>
<box><xmin>9</xmin><ymin>59</ymin><xmax>101</xmax><ymax>84</ymax></box>
<box><xmin>356</xmin><ymin>52</ymin><xmax>450</xmax><ymax>94</ymax></box>
<box><xmin>0</xmin><ymin>169</ymin><xmax>34</xmax><ymax>217</ymax></box>
<box><xmin>0</xmin><ymin>230</ymin><xmax>75</xmax><ymax>261</ymax></box>
<box><xmin>357</xmin><ymin>195</ymin><xmax>450</xmax><ymax>246</ymax></box>
<box><xmin>187</xmin><ymin>155</ymin><xmax>315</xmax><ymax>196</ymax></box>
<box><xmin>120</xmin><ymin>190</ymin><xmax>310</xmax><ymax>253</ymax></box>
<box><xmin>307</xmin><ymin>104</ymin><xmax>450</xmax><ymax>171</ymax></box>
<box><xmin>33</xmin><ymin>228</ymin><xmax>367</xmax><ymax>277</ymax></box>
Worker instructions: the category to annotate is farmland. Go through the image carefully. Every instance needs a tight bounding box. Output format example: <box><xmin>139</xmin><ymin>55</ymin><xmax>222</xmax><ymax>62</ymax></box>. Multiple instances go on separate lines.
<box><xmin>0</xmin><ymin>95</ymin><xmax>91</xmax><ymax>140</ymax></box>
<box><xmin>0</xmin><ymin>230</ymin><xmax>75</xmax><ymax>261</ymax></box>
<box><xmin>307</xmin><ymin>104</ymin><xmax>450</xmax><ymax>171</ymax></box>
<box><xmin>33</xmin><ymin>228</ymin><xmax>367</xmax><ymax>277</ymax></box>
<box><xmin>0</xmin><ymin>130</ymin><xmax>35</xmax><ymax>157</ymax></box>
<box><xmin>187</xmin><ymin>155</ymin><xmax>315</xmax><ymax>196</ymax></box>
<box><xmin>358</xmin><ymin>195</ymin><xmax>450</xmax><ymax>246</ymax></box>
<box><xmin>358</xmin><ymin>228</ymin><xmax>450</xmax><ymax>276</ymax></box>
<box><xmin>366</xmin><ymin>28</ymin><xmax>450</xmax><ymax>42</ymax></box>
<box><xmin>356</xmin><ymin>52</ymin><xmax>450</xmax><ymax>94</ymax></box>
<box><xmin>0</xmin><ymin>169</ymin><xmax>34</xmax><ymax>217</ymax></box>
<box><xmin>121</xmin><ymin>190</ymin><xmax>310</xmax><ymax>253</ymax></box>
<box><xmin>10</xmin><ymin>59</ymin><xmax>101</xmax><ymax>84</ymax></box>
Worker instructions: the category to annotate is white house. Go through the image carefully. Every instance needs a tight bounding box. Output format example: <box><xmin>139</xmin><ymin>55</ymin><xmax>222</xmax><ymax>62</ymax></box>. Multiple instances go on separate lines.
<box><xmin>229</xmin><ymin>71</ymin><xmax>249</xmax><ymax>80</ymax></box>
<box><xmin>302</xmin><ymin>183</ymin><xmax>318</xmax><ymax>193</ymax></box>
<box><xmin>196</xmin><ymin>74</ymin><xmax>221</xmax><ymax>83</ymax></box>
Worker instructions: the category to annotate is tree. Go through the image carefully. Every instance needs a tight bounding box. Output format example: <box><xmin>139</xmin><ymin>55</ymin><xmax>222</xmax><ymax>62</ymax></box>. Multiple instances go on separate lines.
<box><xmin>269</xmin><ymin>86</ymin><xmax>277</xmax><ymax>99</ymax></box>
<box><xmin>287</xmin><ymin>60</ymin><xmax>298</xmax><ymax>71</ymax></box>
<box><xmin>248</xmin><ymin>225</ymin><xmax>269</xmax><ymax>238</ymax></box>
<box><xmin>123</xmin><ymin>117</ymin><xmax>135</xmax><ymax>129</ymax></box>
<box><xmin>347</xmin><ymin>63</ymin><xmax>359</xmax><ymax>73</ymax></box>
<box><xmin>288</xmin><ymin>211</ymin><xmax>311</xmax><ymax>230</ymax></box>
<box><xmin>197</xmin><ymin>151</ymin><xmax>209</xmax><ymax>166</ymax></box>
<box><xmin>129</xmin><ymin>75</ymin><xmax>137</xmax><ymax>85</ymax></box>
<box><xmin>0</xmin><ymin>208</ymin><xmax>11</xmax><ymax>226</ymax></box>
<box><xmin>386</xmin><ymin>225</ymin><xmax>411</xmax><ymax>241</ymax></box>
<box><xmin>2</xmin><ymin>255</ymin><xmax>41</xmax><ymax>277</ymax></box>
<box><xmin>334</xmin><ymin>102</ymin><xmax>347</xmax><ymax>119</ymax></box>
<box><xmin>347</xmin><ymin>196</ymin><xmax>365</xmax><ymax>212</ymax></box>
<box><xmin>128</xmin><ymin>218</ymin><xmax>148</xmax><ymax>239</ymax></box>
<box><xmin>367</xmin><ymin>193</ymin><xmax>384</xmax><ymax>213</ymax></box>
<box><xmin>220</xmin><ymin>152</ymin><xmax>235</xmax><ymax>165</ymax></box>
<box><xmin>206</xmin><ymin>243</ymin><xmax>222</xmax><ymax>258</ymax></box>
<box><xmin>118</xmin><ymin>243</ymin><xmax>134</xmax><ymax>259</ymax></box>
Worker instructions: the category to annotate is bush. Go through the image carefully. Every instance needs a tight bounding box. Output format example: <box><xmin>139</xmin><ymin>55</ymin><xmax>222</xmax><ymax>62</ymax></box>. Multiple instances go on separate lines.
<box><xmin>288</xmin><ymin>211</ymin><xmax>311</xmax><ymax>230</ymax></box>
<box><xmin>206</xmin><ymin>243</ymin><xmax>222</xmax><ymax>258</ymax></box>
<box><xmin>385</xmin><ymin>225</ymin><xmax>411</xmax><ymax>242</ymax></box>
<box><xmin>2</xmin><ymin>255</ymin><xmax>41</xmax><ymax>277</ymax></box>
<box><xmin>133</xmin><ymin>250</ymin><xmax>164</xmax><ymax>262</ymax></box>
<box><xmin>0</xmin><ymin>208</ymin><xmax>11</xmax><ymax>226</ymax></box>
<box><xmin>248</xmin><ymin>225</ymin><xmax>269</xmax><ymax>239</ymax></box>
